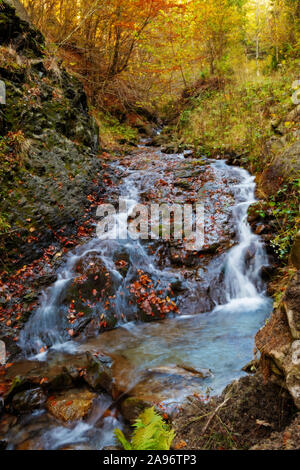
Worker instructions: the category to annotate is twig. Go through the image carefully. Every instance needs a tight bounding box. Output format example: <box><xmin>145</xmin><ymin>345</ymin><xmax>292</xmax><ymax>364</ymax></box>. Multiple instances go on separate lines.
<box><xmin>201</xmin><ymin>397</ymin><xmax>230</xmax><ymax>435</ymax></box>
<box><xmin>0</xmin><ymin>229</ymin><xmax>20</xmax><ymax>237</ymax></box>
<box><xmin>183</xmin><ymin>411</ymin><xmax>212</xmax><ymax>429</ymax></box>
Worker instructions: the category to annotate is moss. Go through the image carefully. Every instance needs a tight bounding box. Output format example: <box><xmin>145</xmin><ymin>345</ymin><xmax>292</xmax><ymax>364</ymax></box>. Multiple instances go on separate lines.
<box><xmin>94</xmin><ymin>110</ymin><xmax>138</xmax><ymax>150</ymax></box>
<box><xmin>0</xmin><ymin>3</ymin><xmax>44</xmax><ymax>57</ymax></box>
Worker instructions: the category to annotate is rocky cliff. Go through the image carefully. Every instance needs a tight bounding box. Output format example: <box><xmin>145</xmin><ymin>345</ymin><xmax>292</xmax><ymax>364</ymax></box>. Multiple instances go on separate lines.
<box><xmin>0</xmin><ymin>0</ymin><xmax>115</xmax><ymax>357</ymax></box>
<box><xmin>0</xmin><ymin>0</ymin><xmax>105</xmax><ymax>267</ymax></box>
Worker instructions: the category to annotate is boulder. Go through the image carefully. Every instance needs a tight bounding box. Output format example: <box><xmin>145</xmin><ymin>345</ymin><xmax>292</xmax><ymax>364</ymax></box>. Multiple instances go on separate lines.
<box><xmin>0</xmin><ymin>351</ymin><xmax>113</xmax><ymax>403</ymax></box>
<box><xmin>120</xmin><ymin>396</ymin><xmax>156</xmax><ymax>424</ymax></box>
<box><xmin>84</xmin><ymin>353</ymin><xmax>113</xmax><ymax>393</ymax></box>
<box><xmin>0</xmin><ymin>0</ymin><xmax>103</xmax><ymax>273</ymax></box>
<box><xmin>11</xmin><ymin>388</ymin><xmax>47</xmax><ymax>413</ymax></box>
<box><xmin>59</xmin><ymin>252</ymin><xmax>120</xmax><ymax>337</ymax></box>
<box><xmin>46</xmin><ymin>388</ymin><xmax>96</xmax><ymax>422</ymax></box>
<box><xmin>256</xmin><ymin>271</ymin><xmax>300</xmax><ymax>409</ymax></box>
<box><xmin>5</xmin><ymin>0</ymin><xmax>31</xmax><ymax>23</ymax></box>
<box><xmin>284</xmin><ymin>271</ymin><xmax>300</xmax><ymax>339</ymax></box>
<box><xmin>260</xmin><ymin>140</ymin><xmax>300</xmax><ymax>196</ymax></box>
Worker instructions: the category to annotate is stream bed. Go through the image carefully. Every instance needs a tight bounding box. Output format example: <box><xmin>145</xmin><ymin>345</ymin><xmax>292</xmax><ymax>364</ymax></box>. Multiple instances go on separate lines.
<box><xmin>1</xmin><ymin>144</ymin><xmax>273</xmax><ymax>450</ymax></box>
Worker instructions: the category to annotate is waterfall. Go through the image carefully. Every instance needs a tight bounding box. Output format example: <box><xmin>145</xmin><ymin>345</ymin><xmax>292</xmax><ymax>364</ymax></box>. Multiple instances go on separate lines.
<box><xmin>220</xmin><ymin>166</ymin><xmax>268</xmax><ymax>306</ymax></box>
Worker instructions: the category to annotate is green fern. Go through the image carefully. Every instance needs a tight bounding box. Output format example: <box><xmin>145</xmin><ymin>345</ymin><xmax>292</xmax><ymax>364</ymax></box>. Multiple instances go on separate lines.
<box><xmin>114</xmin><ymin>407</ymin><xmax>175</xmax><ymax>451</ymax></box>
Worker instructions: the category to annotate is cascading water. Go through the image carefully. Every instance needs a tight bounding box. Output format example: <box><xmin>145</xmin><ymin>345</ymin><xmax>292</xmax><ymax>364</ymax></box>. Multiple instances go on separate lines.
<box><xmin>19</xmin><ymin>153</ymin><xmax>184</xmax><ymax>356</ymax></box>
<box><xmin>19</xmin><ymin>147</ymin><xmax>272</xmax><ymax>376</ymax></box>
<box><xmin>214</xmin><ymin>163</ymin><xmax>269</xmax><ymax>306</ymax></box>
<box><xmin>8</xmin><ymin>144</ymin><xmax>274</xmax><ymax>450</ymax></box>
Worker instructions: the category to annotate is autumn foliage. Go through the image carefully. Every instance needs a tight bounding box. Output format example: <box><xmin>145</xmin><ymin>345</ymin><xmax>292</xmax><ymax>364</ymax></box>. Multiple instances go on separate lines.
<box><xmin>21</xmin><ymin>0</ymin><xmax>300</xmax><ymax>112</ymax></box>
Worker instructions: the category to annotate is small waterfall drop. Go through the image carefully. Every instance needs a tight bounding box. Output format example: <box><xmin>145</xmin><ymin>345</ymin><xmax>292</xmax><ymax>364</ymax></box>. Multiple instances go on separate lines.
<box><xmin>218</xmin><ymin>165</ymin><xmax>268</xmax><ymax>307</ymax></box>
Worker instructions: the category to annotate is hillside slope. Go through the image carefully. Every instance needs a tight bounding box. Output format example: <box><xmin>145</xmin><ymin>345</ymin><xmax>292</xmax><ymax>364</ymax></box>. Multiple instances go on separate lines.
<box><xmin>0</xmin><ymin>0</ymin><xmax>105</xmax><ymax>267</ymax></box>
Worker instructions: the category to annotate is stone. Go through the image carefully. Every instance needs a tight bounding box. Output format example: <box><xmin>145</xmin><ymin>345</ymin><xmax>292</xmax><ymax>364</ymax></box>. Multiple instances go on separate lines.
<box><xmin>46</xmin><ymin>388</ymin><xmax>96</xmax><ymax>422</ymax></box>
<box><xmin>5</xmin><ymin>0</ymin><xmax>31</xmax><ymax>23</ymax></box>
<box><xmin>61</xmin><ymin>252</ymin><xmax>119</xmax><ymax>337</ymax></box>
<box><xmin>255</xmin><ymin>271</ymin><xmax>300</xmax><ymax>409</ymax></box>
<box><xmin>120</xmin><ymin>396</ymin><xmax>154</xmax><ymax>424</ymax></box>
<box><xmin>284</xmin><ymin>271</ymin><xmax>300</xmax><ymax>339</ymax></box>
<box><xmin>84</xmin><ymin>353</ymin><xmax>113</xmax><ymax>393</ymax></box>
<box><xmin>0</xmin><ymin>1</ymin><xmax>103</xmax><ymax>281</ymax></box>
<box><xmin>260</xmin><ymin>141</ymin><xmax>300</xmax><ymax>196</ymax></box>
<box><xmin>12</xmin><ymin>388</ymin><xmax>47</xmax><ymax>413</ymax></box>
<box><xmin>151</xmin><ymin>365</ymin><xmax>212</xmax><ymax>379</ymax></box>
<box><xmin>1</xmin><ymin>351</ymin><xmax>111</xmax><ymax>401</ymax></box>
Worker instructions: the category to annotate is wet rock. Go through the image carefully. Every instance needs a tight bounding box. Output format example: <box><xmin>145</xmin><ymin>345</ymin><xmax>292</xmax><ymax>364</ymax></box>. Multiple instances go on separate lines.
<box><xmin>84</xmin><ymin>353</ymin><xmax>113</xmax><ymax>393</ymax></box>
<box><xmin>176</xmin><ymin>364</ymin><xmax>212</xmax><ymax>378</ymax></box>
<box><xmin>61</xmin><ymin>444</ymin><xmax>95</xmax><ymax>450</ymax></box>
<box><xmin>46</xmin><ymin>388</ymin><xmax>96</xmax><ymax>422</ymax></box>
<box><xmin>161</xmin><ymin>144</ymin><xmax>178</xmax><ymax>154</ymax></box>
<box><xmin>113</xmin><ymin>356</ymin><xmax>211</xmax><ymax>406</ymax></box>
<box><xmin>1</xmin><ymin>351</ymin><xmax>111</xmax><ymax>400</ymax></box>
<box><xmin>183</xmin><ymin>150</ymin><xmax>194</xmax><ymax>158</ymax></box>
<box><xmin>120</xmin><ymin>396</ymin><xmax>154</xmax><ymax>424</ymax></box>
<box><xmin>0</xmin><ymin>410</ymin><xmax>57</xmax><ymax>450</ymax></box>
<box><xmin>61</xmin><ymin>252</ymin><xmax>120</xmax><ymax>337</ymax></box>
<box><xmin>16</xmin><ymin>438</ymin><xmax>44</xmax><ymax>451</ymax></box>
<box><xmin>149</xmin><ymin>365</ymin><xmax>211</xmax><ymax>379</ymax></box>
<box><xmin>11</xmin><ymin>388</ymin><xmax>47</xmax><ymax>413</ymax></box>
<box><xmin>0</xmin><ymin>414</ymin><xmax>17</xmax><ymax>440</ymax></box>
<box><xmin>113</xmin><ymin>250</ymin><xmax>130</xmax><ymax>277</ymax></box>
<box><xmin>170</xmin><ymin>280</ymin><xmax>186</xmax><ymax>294</ymax></box>
<box><xmin>255</xmin><ymin>223</ymin><xmax>268</xmax><ymax>235</ymax></box>
<box><xmin>260</xmin><ymin>265</ymin><xmax>276</xmax><ymax>282</ymax></box>
<box><xmin>174</xmin><ymin>180</ymin><xmax>193</xmax><ymax>190</ymax></box>
<box><xmin>111</xmin><ymin>355</ymin><xmax>137</xmax><ymax>400</ymax></box>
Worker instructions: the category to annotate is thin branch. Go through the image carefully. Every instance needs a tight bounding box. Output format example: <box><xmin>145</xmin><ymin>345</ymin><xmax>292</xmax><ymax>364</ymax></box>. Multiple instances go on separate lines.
<box><xmin>201</xmin><ymin>397</ymin><xmax>230</xmax><ymax>435</ymax></box>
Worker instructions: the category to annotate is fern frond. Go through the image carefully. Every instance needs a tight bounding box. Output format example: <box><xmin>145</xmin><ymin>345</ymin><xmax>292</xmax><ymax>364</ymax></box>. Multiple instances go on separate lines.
<box><xmin>114</xmin><ymin>428</ymin><xmax>132</xmax><ymax>450</ymax></box>
<box><xmin>117</xmin><ymin>407</ymin><xmax>175</xmax><ymax>451</ymax></box>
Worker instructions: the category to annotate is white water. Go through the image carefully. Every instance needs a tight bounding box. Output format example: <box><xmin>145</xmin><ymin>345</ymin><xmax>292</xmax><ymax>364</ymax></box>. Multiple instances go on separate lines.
<box><xmin>19</xmin><ymin>154</ymin><xmax>183</xmax><ymax>356</ymax></box>
<box><xmin>214</xmin><ymin>162</ymin><xmax>268</xmax><ymax>307</ymax></box>
<box><xmin>19</xmin><ymin>150</ymin><xmax>272</xmax><ymax>366</ymax></box>
<box><xmin>11</xmin><ymin>147</ymin><xmax>274</xmax><ymax>450</ymax></box>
